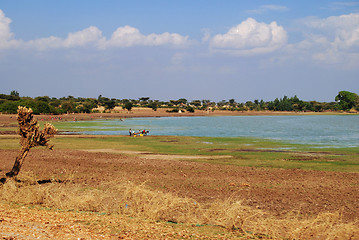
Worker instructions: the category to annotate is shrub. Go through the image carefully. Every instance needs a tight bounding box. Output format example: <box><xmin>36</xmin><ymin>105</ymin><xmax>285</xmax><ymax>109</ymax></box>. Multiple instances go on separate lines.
<box><xmin>186</xmin><ymin>106</ymin><xmax>195</xmax><ymax>113</ymax></box>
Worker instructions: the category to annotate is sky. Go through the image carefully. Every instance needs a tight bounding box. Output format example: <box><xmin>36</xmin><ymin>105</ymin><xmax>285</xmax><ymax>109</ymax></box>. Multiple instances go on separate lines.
<box><xmin>0</xmin><ymin>0</ymin><xmax>359</xmax><ymax>102</ymax></box>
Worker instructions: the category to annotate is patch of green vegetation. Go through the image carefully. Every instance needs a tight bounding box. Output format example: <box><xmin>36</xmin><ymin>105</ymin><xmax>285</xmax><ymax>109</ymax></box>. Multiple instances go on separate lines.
<box><xmin>0</xmin><ymin>127</ymin><xmax>16</xmax><ymax>132</ymax></box>
<box><xmin>50</xmin><ymin>121</ymin><xmax>125</xmax><ymax>133</ymax></box>
<box><xmin>2</xmin><ymin>133</ymin><xmax>358</xmax><ymax>172</ymax></box>
<box><xmin>0</xmin><ymin>136</ymin><xmax>19</xmax><ymax>149</ymax></box>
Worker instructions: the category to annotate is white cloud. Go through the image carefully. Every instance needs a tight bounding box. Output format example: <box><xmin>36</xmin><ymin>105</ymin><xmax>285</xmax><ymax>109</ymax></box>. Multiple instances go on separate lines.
<box><xmin>64</xmin><ymin>26</ymin><xmax>105</xmax><ymax>48</ymax></box>
<box><xmin>210</xmin><ymin>18</ymin><xmax>287</xmax><ymax>55</ymax></box>
<box><xmin>107</xmin><ymin>25</ymin><xmax>189</xmax><ymax>48</ymax></box>
<box><xmin>0</xmin><ymin>9</ymin><xmax>190</xmax><ymax>51</ymax></box>
<box><xmin>26</xmin><ymin>25</ymin><xmax>189</xmax><ymax>50</ymax></box>
<box><xmin>107</xmin><ymin>26</ymin><xmax>143</xmax><ymax>47</ymax></box>
<box><xmin>0</xmin><ymin>10</ymin><xmax>12</xmax><ymax>40</ymax></box>
<box><xmin>26</xmin><ymin>36</ymin><xmax>63</xmax><ymax>50</ymax></box>
<box><xmin>303</xmin><ymin>13</ymin><xmax>359</xmax><ymax>32</ymax></box>
<box><xmin>295</xmin><ymin>13</ymin><xmax>359</xmax><ymax>65</ymax></box>
<box><xmin>26</xmin><ymin>26</ymin><xmax>105</xmax><ymax>50</ymax></box>
<box><xmin>0</xmin><ymin>9</ymin><xmax>20</xmax><ymax>49</ymax></box>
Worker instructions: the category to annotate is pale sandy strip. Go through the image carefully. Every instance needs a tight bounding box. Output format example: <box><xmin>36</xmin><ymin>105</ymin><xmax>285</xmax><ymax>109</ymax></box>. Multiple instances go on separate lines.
<box><xmin>83</xmin><ymin>149</ymin><xmax>232</xmax><ymax>159</ymax></box>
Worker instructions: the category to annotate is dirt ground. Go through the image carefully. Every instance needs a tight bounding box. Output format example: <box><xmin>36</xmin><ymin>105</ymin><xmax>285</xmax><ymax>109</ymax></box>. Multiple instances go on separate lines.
<box><xmin>0</xmin><ymin>200</ymin><xmax>232</xmax><ymax>240</ymax></box>
<box><xmin>1</xmin><ymin>111</ymin><xmax>359</xmax><ymax>238</ymax></box>
<box><xmin>1</xmin><ymin>148</ymin><xmax>358</xmax><ymax>222</ymax></box>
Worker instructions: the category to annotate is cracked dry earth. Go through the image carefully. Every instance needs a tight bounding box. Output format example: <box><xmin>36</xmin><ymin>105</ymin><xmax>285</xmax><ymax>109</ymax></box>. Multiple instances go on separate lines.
<box><xmin>1</xmin><ymin>148</ymin><xmax>359</xmax><ymax>239</ymax></box>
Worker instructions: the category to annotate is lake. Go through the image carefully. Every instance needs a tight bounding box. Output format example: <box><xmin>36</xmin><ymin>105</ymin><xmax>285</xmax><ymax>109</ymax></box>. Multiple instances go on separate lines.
<box><xmin>78</xmin><ymin>115</ymin><xmax>359</xmax><ymax>148</ymax></box>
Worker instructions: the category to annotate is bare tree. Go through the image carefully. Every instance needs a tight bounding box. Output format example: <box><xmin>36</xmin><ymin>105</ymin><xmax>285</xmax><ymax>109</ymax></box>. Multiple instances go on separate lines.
<box><xmin>5</xmin><ymin>106</ymin><xmax>57</xmax><ymax>179</ymax></box>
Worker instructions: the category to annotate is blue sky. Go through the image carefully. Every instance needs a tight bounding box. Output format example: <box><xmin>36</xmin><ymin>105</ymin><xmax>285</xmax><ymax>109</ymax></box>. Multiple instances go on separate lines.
<box><xmin>1</xmin><ymin>1</ymin><xmax>358</xmax><ymax>102</ymax></box>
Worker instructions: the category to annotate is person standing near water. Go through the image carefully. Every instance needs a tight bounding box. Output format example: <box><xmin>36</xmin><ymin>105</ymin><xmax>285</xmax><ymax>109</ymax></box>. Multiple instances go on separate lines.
<box><xmin>129</xmin><ymin>129</ymin><xmax>132</xmax><ymax>136</ymax></box>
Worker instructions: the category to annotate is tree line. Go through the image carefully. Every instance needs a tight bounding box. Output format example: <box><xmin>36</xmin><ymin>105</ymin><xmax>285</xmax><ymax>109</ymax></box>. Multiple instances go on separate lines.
<box><xmin>0</xmin><ymin>90</ymin><xmax>358</xmax><ymax>114</ymax></box>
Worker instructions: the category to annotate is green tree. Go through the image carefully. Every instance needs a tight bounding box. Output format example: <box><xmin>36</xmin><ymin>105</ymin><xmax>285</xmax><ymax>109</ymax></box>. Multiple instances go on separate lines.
<box><xmin>103</xmin><ymin>98</ymin><xmax>117</xmax><ymax>110</ymax></box>
<box><xmin>186</xmin><ymin>106</ymin><xmax>195</xmax><ymax>113</ymax></box>
<box><xmin>1</xmin><ymin>92</ymin><xmax>20</xmax><ymax>101</ymax></box>
<box><xmin>34</xmin><ymin>100</ymin><xmax>51</xmax><ymax>114</ymax></box>
<box><xmin>139</xmin><ymin>97</ymin><xmax>150</xmax><ymax>106</ymax></box>
<box><xmin>78</xmin><ymin>99</ymin><xmax>97</xmax><ymax>113</ymax></box>
<box><xmin>217</xmin><ymin>100</ymin><xmax>227</xmax><ymax>108</ymax></box>
<box><xmin>190</xmin><ymin>100</ymin><xmax>201</xmax><ymax>107</ymax></box>
<box><xmin>245</xmin><ymin>101</ymin><xmax>254</xmax><ymax>110</ymax></box>
<box><xmin>148</xmin><ymin>101</ymin><xmax>158</xmax><ymax>111</ymax></box>
<box><xmin>201</xmin><ymin>99</ymin><xmax>210</xmax><ymax>108</ymax></box>
<box><xmin>10</xmin><ymin>90</ymin><xmax>19</xmax><ymax>97</ymax></box>
<box><xmin>177</xmin><ymin>98</ymin><xmax>188</xmax><ymax>105</ymax></box>
<box><xmin>35</xmin><ymin>96</ymin><xmax>51</xmax><ymax>103</ymax></box>
<box><xmin>61</xmin><ymin>101</ymin><xmax>76</xmax><ymax>113</ymax></box>
<box><xmin>335</xmin><ymin>91</ymin><xmax>359</xmax><ymax>111</ymax></box>
<box><xmin>123</xmin><ymin>102</ymin><xmax>133</xmax><ymax>111</ymax></box>
<box><xmin>49</xmin><ymin>98</ymin><xmax>61</xmax><ymax>108</ymax></box>
<box><xmin>169</xmin><ymin>100</ymin><xmax>179</xmax><ymax>106</ymax></box>
<box><xmin>0</xmin><ymin>100</ymin><xmax>19</xmax><ymax>113</ymax></box>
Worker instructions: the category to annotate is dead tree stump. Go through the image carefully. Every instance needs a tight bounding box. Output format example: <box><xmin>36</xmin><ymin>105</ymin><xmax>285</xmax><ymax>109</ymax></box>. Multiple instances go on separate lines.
<box><xmin>5</xmin><ymin>106</ymin><xmax>57</xmax><ymax>179</ymax></box>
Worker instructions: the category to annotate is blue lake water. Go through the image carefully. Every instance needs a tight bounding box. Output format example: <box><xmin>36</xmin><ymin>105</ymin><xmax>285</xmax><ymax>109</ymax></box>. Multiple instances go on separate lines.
<box><xmin>79</xmin><ymin>115</ymin><xmax>359</xmax><ymax>148</ymax></box>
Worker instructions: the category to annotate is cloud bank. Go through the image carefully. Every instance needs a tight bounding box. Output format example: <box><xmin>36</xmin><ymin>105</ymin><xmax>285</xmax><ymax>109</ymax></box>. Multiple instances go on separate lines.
<box><xmin>295</xmin><ymin>13</ymin><xmax>359</xmax><ymax>65</ymax></box>
<box><xmin>0</xmin><ymin>9</ymin><xmax>20</xmax><ymax>49</ymax></box>
<box><xmin>1</xmin><ymin>8</ymin><xmax>359</xmax><ymax>68</ymax></box>
<box><xmin>0</xmin><ymin>9</ymin><xmax>190</xmax><ymax>50</ymax></box>
<box><xmin>107</xmin><ymin>25</ymin><xmax>189</xmax><ymax>48</ymax></box>
<box><xmin>302</xmin><ymin>13</ymin><xmax>359</xmax><ymax>50</ymax></box>
<box><xmin>210</xmin><ymin>18</ymin><xmax>287</xmax><ymax>55</ymax></box>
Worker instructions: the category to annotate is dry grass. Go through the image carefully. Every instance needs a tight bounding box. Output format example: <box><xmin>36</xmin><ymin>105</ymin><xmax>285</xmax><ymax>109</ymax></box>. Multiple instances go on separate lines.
<box><xmin>1</xmin><ymin>171</ymin><xmax>358</xmax><ymax>239</ymax></box>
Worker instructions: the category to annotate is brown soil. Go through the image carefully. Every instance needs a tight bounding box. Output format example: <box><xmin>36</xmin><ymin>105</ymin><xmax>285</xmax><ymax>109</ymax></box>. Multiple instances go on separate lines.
<box><xmin>1</xmin><ymin>148</ymin><xmax>358</xmax><ymax>221</ymax></box>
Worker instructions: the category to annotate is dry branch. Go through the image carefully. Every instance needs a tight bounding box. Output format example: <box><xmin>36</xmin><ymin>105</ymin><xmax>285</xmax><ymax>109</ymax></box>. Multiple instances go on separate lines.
<box><xmin>5</xmin><ymin>106</ymin><xmax>57</xmax><ymax>179</ymax></box>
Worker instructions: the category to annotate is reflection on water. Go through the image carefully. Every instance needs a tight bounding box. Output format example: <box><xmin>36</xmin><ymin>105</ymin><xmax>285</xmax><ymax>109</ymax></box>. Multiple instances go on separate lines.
<box><xmin>80</xmin><ymin>115</ymin><xmax>359</xmax><ymax>148</ymax></box>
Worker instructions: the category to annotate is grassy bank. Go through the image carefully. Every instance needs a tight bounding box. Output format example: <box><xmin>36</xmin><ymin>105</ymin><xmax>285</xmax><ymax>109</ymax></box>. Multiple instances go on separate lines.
<box><xmin>1</xmin><ymin>134</ymin><xmax>358</xmax><ymax>172</ymax></box>
<box><xmin>60</xmin><ymin>135</ymin><xmax>359</xmax><ymax>172</ymax></box>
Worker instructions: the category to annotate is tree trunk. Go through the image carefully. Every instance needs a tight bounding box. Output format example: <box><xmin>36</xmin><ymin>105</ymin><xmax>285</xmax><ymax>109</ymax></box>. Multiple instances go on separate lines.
<box><xmin>6</xmin><ymin>146</ymin><xmax>30</xmax><ymax>178</ymax></box>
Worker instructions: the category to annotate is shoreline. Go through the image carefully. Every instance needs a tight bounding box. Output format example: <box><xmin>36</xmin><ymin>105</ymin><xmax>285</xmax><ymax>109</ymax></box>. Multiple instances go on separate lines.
<box><xmin>0</xmin><ymin>107</ymin><xmax>357</xmax><ymax>124</ymax></box>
